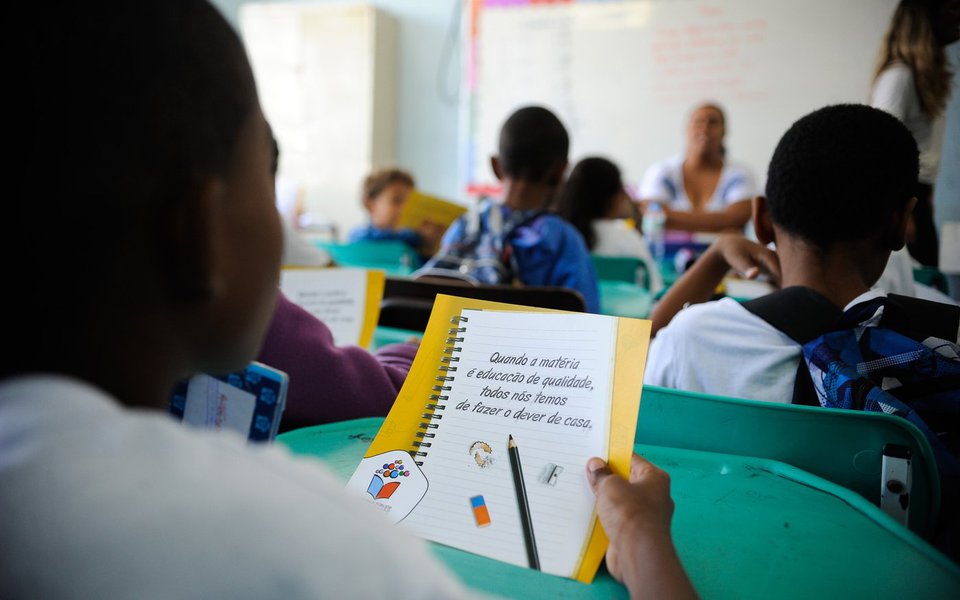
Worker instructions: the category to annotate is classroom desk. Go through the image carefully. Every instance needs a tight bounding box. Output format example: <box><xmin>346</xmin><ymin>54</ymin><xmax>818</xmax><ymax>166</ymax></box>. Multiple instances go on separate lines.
<box><xmin>278</xmin><ymin>417</ymin><xmax>960</xmax><ymax>599</ymax></box>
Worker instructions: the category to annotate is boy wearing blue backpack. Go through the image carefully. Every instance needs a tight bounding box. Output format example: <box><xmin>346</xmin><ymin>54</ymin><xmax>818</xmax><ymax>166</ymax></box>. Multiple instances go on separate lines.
<box><xmin>418</xmin><ymin>106</ymin><xmax>600</xmax><ymax>313</ymax></box>
<box><xmin>645</xmin><ymin>104</ymin><xmax>959</xmax><ymax>557</ymax></box>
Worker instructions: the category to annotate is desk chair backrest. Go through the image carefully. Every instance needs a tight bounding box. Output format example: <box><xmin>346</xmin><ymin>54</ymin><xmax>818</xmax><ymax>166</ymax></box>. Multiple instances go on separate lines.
<box><xmin>591</xmin><ymin>255</ymin><xmax>649</xmax><ymax>287</ymax></box>
<box><xmin>378</xmin><ymin>276</ymin><xmax>586</xmax><ymax>331</ymax></box>
<box><xmin>637</xmin><ymin>385</ymin><xmax>941</xmax><ymax>538</ymax></box>
<box><xmin>913</xmin><ymin>266</ymin><xmax>949</xmax><ymax>293</ymax></box>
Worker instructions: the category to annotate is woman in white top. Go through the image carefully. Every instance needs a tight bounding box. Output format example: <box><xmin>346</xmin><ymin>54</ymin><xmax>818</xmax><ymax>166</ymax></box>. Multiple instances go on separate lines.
<box><xmin>870</xmin><ymin>0</ymin><xmax>960</xmax><ymax>267</ymax></box>
<box><xmin>638</xmin><ymin>103</ymin><xmax>757</xmax><ymax>234</ymax></box>
<box><xmin>555</xmin><ymin>157</ymin><xmax>664</xmax><ymax>294</ymax></box>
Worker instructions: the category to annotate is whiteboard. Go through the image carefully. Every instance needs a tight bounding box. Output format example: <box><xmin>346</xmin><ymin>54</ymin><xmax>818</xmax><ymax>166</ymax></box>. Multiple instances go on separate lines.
<box><xmin>465</xmin><ymin>0</ymin><xmax>899</xmax><ymax>193</ymax></box>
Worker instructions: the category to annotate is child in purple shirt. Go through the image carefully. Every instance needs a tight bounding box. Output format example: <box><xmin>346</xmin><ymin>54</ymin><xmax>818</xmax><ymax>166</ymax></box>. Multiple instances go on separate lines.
<box><xmin>257</xmin><ymin>293</ymin><xmax>416</xmax><ymax>432</ymax></box>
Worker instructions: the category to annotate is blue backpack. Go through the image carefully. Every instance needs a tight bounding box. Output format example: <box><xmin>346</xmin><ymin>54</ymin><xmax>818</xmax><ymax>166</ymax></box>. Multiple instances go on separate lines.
<box><xmin>416</xmin><ymin>200</ymin><xmax>545</xmax><ymax>285</ymax></box>
<box><xmin>745</xmin><ymin>287</ymin><xmax>960</xmax><ymax>550</ymax></box>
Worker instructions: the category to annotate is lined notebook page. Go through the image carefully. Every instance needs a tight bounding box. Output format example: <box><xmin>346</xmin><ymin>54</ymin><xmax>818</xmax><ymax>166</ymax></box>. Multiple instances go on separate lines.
<box><xmin>402</xmin><ymin>309</ymin><xmax>616</xmax><ymax>577</ymax></box>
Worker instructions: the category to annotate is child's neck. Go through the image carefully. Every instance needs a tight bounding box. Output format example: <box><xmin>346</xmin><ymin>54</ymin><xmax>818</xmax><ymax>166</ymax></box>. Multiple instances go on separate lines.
<box><xmin>775</xmin><ymin>235</ymin><xmax>879</xmax><ymax>309</ymax></box>
<box><xmin>500</xmin><ymin>178</ymin><xmax>555</xmax><ymax>211</ymax></box>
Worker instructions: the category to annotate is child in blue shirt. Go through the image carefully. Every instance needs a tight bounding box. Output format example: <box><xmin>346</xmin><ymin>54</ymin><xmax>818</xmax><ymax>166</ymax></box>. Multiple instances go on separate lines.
<box><xmin>421</xmin><ymin>106</ymin><xmax>600</xmax><ymax>313</ymax></box>
<box><xmin>348</xmin><ymin>168</ymin><xmax>441</xmax><ymax>264</ymax></box>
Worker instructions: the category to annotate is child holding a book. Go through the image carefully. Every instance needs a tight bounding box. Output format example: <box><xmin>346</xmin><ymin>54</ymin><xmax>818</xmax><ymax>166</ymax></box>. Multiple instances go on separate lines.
<box><xmin>348</xmin><ymin>168</ymin><xmax>442</xmax><ymax>263</ymax></box>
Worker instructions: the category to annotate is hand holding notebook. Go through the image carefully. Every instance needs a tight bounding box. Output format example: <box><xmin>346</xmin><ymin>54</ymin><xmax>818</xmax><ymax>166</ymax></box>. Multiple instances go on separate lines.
<box><xmin>346</xmin><ymin>295</ymin><xmax>650</xmax><ymax>582</ymax></box>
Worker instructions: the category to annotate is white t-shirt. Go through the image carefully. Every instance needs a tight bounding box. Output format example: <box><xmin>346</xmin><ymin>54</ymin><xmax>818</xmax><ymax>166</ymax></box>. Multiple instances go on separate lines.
<box><xmin>0</xmin><ymin>376</ymin><xmax>477</xmax><ymax>599</ymax></box>
<box><xmin>591</xmin><ymin>219</ymin><xmax>665</xmax><ymax>294</ymax></box>
<box><xmin>876</xmin><ymin>247</ymin><xmax>918</xmax><ymax>297</ymax></box>
<box><xmin>871</xmin><ymin>63</ymin><xmax>945</xmax><ymax>185</ymax></box>
<box><xmin>638</xmin><ymin>154</ymin><xmax>757</xmax><ymax>212</ymax></box>
<box><xmin>644</xmin><ymin>290</ymin><xmax>896</xmax><ymax>403</ymax></box>
<box><xmin>875</xmin><ymin>248</ymin><xmax>958</xmax><ymax>305</ymax></box>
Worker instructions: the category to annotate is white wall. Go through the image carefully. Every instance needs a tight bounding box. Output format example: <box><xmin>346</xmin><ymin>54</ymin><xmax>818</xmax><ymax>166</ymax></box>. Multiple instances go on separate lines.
<box><xmin>214</xmin><ymin>0</ymin><xmax>463</xmax><ymax>204</ymax></box>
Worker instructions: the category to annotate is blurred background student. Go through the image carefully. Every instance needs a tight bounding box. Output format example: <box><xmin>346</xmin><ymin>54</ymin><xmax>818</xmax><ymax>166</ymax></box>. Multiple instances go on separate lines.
<box><xmin>871</xmin><ymin>0</ymin><xmax>960</xmax><ymax>267</ymax></box>
<box><xmin>555</xmin><ymin>157</ymin><xmax>664</xmax><ymax>295</ymax></box>
<box><xmin>638</xmin><ymin>103</ymin><xmax>757</xmax><ymax>236</ymax></box>
<box><xmin>348</xmin><ymin>168</ymin><xmax>442</xmax><ymax>264</ymax></box>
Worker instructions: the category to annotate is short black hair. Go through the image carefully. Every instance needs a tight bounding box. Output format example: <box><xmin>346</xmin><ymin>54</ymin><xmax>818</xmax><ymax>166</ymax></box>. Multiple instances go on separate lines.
<box><xmin>498</xmin><ymin>106</ymin><xmax>569</xmax><ymax>183</ymax></box>
<box><xmin>554</xmin><ymin>157</ymin><xmax>623</xmax><ymax>250</ymax></box>
<box><xmin>12</xmin><ymin>0</ymin><xmax>256</xmax><ymax>296</ymax></box>
<box><xmin>765</xmin><ymin>104</ymin><xmax>918</xmax><ymax>249</ymax></box>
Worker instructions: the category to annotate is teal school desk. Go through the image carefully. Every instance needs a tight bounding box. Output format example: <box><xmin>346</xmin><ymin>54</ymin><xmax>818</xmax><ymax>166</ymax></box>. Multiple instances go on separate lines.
<box><xmin>278</xmin><ymin>417</ymin><xmax>960</xmax><ymax>599</ymax></box>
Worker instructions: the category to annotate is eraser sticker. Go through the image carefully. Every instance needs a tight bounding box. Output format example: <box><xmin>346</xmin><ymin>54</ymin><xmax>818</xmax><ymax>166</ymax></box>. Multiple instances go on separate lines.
<box><xmin>470</xmin><ymin>494</ymin><xmax>491</xmax><ymax>527</ymax></box>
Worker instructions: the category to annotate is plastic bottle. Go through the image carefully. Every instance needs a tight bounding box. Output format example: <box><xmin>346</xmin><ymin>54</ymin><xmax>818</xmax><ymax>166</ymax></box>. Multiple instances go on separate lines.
<box><xmin>642</xmin><ymin>201</ymin><xmax>667</xmax><ymax>264</ymax></box>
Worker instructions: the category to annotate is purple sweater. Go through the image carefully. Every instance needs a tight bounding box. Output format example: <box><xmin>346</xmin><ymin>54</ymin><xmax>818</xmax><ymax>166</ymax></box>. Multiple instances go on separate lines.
<box><xmin>257</xmin><ymin>293</ymin><xmax>417</xmax><ymax>432</ymax></box>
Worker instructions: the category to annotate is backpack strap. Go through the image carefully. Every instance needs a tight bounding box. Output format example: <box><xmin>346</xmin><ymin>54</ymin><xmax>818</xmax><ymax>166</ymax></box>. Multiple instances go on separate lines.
<box><xmin>743</xmin><ymin>286</ymin><xmax>844</xmax><ymax>406</ymax></box>
<box><xmin>882</xmin><ymin>294</ymin><xmax>960</xmax><ymax>343</ymax></box>
<box><xmin>500</xmin><ymin>209</ymin><xmax>549</xmax><ymax>282</ymax></box>
<box><xmin>742</xmin><ymin>286</ymin><xmax>844</xmax><ymax>344</ymax></box>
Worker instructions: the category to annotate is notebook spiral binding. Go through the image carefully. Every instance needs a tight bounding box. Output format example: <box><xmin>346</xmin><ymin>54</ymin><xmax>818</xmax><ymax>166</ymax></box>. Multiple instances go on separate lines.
<box><xmin>413</xmin><ymin>314</ymin><xmax>467</xmax><ymax>466</ymax></box>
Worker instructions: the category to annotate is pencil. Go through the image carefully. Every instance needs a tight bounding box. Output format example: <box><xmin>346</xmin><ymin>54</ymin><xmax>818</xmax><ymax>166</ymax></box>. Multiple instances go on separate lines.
<box><xmin>508</xmin><ymin>434</ymin><xmax>540</xmax><ymax>570</ymax></box>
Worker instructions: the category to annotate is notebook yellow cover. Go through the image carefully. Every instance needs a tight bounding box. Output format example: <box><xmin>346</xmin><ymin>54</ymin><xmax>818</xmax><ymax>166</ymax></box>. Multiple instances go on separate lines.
<box><xmin>349</xmin><ymin>294</ymin><xmax>649</xmax><ymax>582</ymax></box>
<box><xmin>396</xmin><ymin>190</ymin><xmax>467</xmax><ymax>231</ymax></box>
<box><xmin>279</xmin><ymin>267</ymin><xmax>385</xmax><ymax>348</ymax></box>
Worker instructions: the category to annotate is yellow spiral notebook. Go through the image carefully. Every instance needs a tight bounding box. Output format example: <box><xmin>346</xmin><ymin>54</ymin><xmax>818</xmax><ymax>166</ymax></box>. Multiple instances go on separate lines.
<box><xmin>346</xmin><ymin>294</ymin><xmax>650</xmax><ymax>582</ymax></box>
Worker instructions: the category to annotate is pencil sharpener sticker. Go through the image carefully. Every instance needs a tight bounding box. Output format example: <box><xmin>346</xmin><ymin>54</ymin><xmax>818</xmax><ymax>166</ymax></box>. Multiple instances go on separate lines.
<box><xmin>541</xmin><ymin>463</ymin><xmax>563</xmax><ymax>486</ymax></box>
<box><xmin>469</xmin><ymin>441</ymin><xmax>494</xmax><ymax>468</ymax></box>
<box><xmin>470</xmin><ymin>495</ymin><xmax>492</xmax><ymax>527</ymax></box>
<box><xmin>345</xmin><ymin>450</ymin><xmax>428</xmax><ymax>524</ymax></box>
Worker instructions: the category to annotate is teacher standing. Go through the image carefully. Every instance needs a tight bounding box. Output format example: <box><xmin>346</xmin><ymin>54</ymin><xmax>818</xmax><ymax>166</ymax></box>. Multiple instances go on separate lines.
<box><xmin>871</xmin><ymin>0</ymin><xmax>960</xmax><ymax>267</ymax></box>
<box><xmin>638</xmin><ymin>103</ymin><xmax>757</xmax><ymax>234</ymax></box>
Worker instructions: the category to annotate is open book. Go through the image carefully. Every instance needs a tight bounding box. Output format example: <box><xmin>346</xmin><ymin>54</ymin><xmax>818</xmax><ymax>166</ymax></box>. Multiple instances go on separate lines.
<box><xmin>279</xmin><ymin>267</ymin><xmax>385</xmax><ymax>348</ymax></box>
<box><xmin>346</xmin><ymin>295</ymin><xmax>650</xmax><ymax>582</ymax></box>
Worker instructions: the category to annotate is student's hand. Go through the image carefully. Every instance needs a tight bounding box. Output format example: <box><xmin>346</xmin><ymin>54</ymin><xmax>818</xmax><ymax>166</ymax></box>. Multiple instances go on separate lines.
<box><xmin>587</xmin><ymin>454</ymin><xmax>674</xmax><ymax>582</ymax></box>
<box><xmin>587</xmin><ymin>454</ymin><xmax>699</xmax><ymax>600</ymax></box>
<box><xmin>418</xmin><ymin>220</ymin><xmax>444</xmax><ymax>253</ymax></box>
<box><xmin>712</xmin><ymin>233</ymin><xmax>780</xmax><ymax>285</ymax></box>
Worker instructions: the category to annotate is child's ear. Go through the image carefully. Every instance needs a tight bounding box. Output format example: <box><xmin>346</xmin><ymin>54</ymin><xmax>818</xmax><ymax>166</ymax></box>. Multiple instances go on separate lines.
<box><xmin>752</xmin><ymin>196</ymin><xmax>775</xmax><ymax>245</ymax></box>
<box><xmin>165</xmin><ymin>176</ymin><xmax>226</xmax><ymax>303</ymax></box>
<box><xmin>490</xmin><ymin>156</ymin><xmax>504</xmax><ymax>181</ymax></box>
<box><xmin>887</xmin><ymin>196</ymin><xmax>918</xmax><ymax>250</ymax></box>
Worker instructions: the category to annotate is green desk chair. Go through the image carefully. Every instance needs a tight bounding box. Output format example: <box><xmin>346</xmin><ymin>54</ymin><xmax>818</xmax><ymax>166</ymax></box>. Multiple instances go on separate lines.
<box><xmin>636</xmin><ymin>385</ymin><xmax>940</xmax><ymax>538</ymax></box>
<box><xmin>591</xmin><ymin>254</ymin><xmax>649</xmax><ymax>287</ymax></box>
<box><xmin>313</xmin><ymin>240</ymin><xmax>417</xmax><ymax>275</ymax></box>
<box><xmin>597</xmin><ymin>280</ymin><xmax>653</xmax><ymax>319</ymax></box>
<box><xmin>914</xmin><ymin>266</ymin><xmax>950</xmax><ymax>292</ymax></box>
